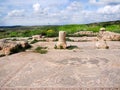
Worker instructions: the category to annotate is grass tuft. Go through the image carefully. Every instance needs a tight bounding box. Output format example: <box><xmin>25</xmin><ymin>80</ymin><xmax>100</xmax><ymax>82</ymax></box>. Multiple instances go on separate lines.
<box><xmin>35</xmin><ymin>46</ymin><xmax>48</xmax><ymax>54</ymax></box>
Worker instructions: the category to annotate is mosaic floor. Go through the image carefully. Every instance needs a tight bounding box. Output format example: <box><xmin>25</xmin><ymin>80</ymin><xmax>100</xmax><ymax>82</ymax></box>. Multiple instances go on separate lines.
<box><xmin>0</xmin><ymin>41</ymin><xmax>120</xmax><ymax>89</ymax></box>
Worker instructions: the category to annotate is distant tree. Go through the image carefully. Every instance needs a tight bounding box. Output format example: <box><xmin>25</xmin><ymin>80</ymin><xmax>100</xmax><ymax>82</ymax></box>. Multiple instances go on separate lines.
<box><xmin>46</xmin><ymin>30</ymin><xmax>57</xmax><ymax>37</ymax></box>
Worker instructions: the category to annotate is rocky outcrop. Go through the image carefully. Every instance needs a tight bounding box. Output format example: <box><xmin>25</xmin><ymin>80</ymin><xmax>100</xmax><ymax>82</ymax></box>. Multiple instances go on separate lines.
<box><xmin>17</xmin><ymin>41</ymin><xmax>30</xmax><ymax>48</ymax></box>
<box><xmin>0</xmin><ymin>40</ymin><xmax>31</xmax><ymax>56</ymax></box>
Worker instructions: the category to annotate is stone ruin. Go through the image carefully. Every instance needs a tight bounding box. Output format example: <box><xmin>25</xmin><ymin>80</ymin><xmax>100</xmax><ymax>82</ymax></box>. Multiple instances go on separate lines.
<box><xmin>57</xmin><ymin>31</ymin><xmax>67</xmax><ymax>49</ymax></box>
<box><xmin>55</xmin><ymin>30</ymin><xmax>109</xmax><ymax>49</ymax></box>
<box><xmin>95</xmin><ymin>39</ymin><xmax>109</xmax><ymax>49</ymax></box>
<box><xmin>0</xmin><ymin>40</ymin><xmax>30</xmax><ymax>56</ymax></box>
<box><xmin>99</xmin><ymin>27</ymin><xmax>120</xmax><ymax>41</ymax></box>
<box><xmin>95</xmin><ymin>28</ymin><xmax>109</xmax><ymax>49</ymax></box>
<box><xmin>74</xmin><ymin>31</ymin><xmax>98</xmax><ymax>36</ymax></box>
<box><xmin>32</xmin><ymin>35</ymin><xmax>42</xmax><ymax>40</ymax></box>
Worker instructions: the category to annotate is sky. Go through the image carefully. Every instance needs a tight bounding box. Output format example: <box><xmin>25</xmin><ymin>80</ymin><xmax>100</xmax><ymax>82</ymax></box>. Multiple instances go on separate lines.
<box><xmin>0</xmin><ymin>0</ymin><xmax>120</xmax><ymax>26</ymax></box>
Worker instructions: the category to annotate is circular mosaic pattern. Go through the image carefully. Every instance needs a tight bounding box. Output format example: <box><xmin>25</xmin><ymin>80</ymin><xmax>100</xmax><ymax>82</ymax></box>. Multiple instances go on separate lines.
<box><xmin>53</xmin><ymin>57</ymin><xmax>109</xmax><ymax>67</ymax></box>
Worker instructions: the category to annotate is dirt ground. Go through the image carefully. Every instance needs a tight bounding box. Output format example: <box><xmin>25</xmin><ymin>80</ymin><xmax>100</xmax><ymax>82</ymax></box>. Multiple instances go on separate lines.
<box><xmin>0</xmin><ymin>41</ymin><xmax>120</xmax><ymax>89</ymax></box>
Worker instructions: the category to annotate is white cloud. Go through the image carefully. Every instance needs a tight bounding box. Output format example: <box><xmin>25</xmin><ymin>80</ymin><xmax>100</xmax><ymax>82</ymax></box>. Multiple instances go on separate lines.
<box><xmin>58</xmin><ymin>1</ymin><xmax>83</xmax><ymax>24</ymax></box>
<box><xmin>89</xmin><ymin>0</ymin><xmax>120</xmax><ymax>5</ymax></box>
<box><xmin>4</xmin><ymin>1</ymin><xmax>84</xmax><ymax>25</ymax></box>
<box><xmin>89</xmin><ymin>0</ymin><xmax>97</xmax><ymax>4</ymax></box>
<box><xmin>82</xmin><ymin>4</ymin><xmax>120</xmax><ymax>23</ymax></box>
<box><xmin>97</xmin><ymin>5</ymin><xmax>120</xmax><ymax>14</ymax></box>
<box><xmin>66</xmin><ymin>1</ymin><xmax>82</xmax><ymax>11</ymax></box>
<box><xmin>7</xmin><ymin>9</ymin><xmax>25</xmax><ymax>17</ymax></box>
<box><xmin>99</xmin><ymin>0</ymin><xmax>120</xmax><ymax>3</ymax></box>
<box><xmin>1</xmin><ymin>0</ymin><xmax>120</xmax><ymax>26</ymax></box>
<box><xmin>2</xmin><ymin>0</ymin><xmax>69</xmax><ymax>8</ymax></box>
<box><xmin>33</xmin><ymin>3</ymin><xmax>41</xmax><ymax>13</ymax></box>
<box><xmin>32</xmin><ymin>3</ymin><xmax>50</xmax><ymax>16</ymax></box>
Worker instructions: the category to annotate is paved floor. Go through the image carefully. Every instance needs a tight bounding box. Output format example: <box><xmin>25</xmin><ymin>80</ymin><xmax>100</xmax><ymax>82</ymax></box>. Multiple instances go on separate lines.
<box><xmin>0</xmin><ymin>41</ymin><xmax>120</xmax><ymax>89</ymax></box>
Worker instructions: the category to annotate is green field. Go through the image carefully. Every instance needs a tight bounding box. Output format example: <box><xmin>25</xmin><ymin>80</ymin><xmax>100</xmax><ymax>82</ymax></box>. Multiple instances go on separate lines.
<box><xmin>0</xmin><ymin>20</ymin><xmax>120</xmax><ymax>39</ymax></box>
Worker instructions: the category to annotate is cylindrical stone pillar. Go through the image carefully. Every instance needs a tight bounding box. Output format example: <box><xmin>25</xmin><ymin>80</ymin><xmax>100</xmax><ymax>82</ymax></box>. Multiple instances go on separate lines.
<box><xmin>57</xmin><ymin>31</ymin><xmax>67</xmax><ymax>49</ymax></box>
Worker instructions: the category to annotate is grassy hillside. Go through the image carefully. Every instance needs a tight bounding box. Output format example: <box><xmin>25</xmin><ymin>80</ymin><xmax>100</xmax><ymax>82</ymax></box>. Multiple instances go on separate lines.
<box><xmin>0</xmin><ymin>20</ymin><xmax>120</xmax><ymax>38</ymax></box>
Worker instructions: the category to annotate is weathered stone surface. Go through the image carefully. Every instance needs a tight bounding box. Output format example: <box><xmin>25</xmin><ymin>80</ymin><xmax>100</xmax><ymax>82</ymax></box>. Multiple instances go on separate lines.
<box><xmin>99</xmin><ymin>31</ymin><xmax>120</xmax><ymax>41</ymax></box>
<box><xmin>32</xmin><ymin>35</ymin><xmax>42</xmax><ymax>40</ymax></box>
<box><xmin>74</xmin><ymin>31</ymin><xmax>98</xmax><ymax>36</ymax></box>
<box><xmin>95</xmin><ymin>39</ymin><xmax>109</xmax><ymax>49</ymax></box>
<box><xmin>0</xmin><ymin>40</ymin><xmax>30</xmax><ymax>56</ymax></box>
<box><xmin>57</xmin><ymin>31</ymin><xmax>67</xmax><ymax>49</ymax></box>
<box><xmin>2</xmin><ymin>47</ymin><xmax>11</xmax><ymax>55</ymax></box>
<box><xmin>0</xmin><ymin>41</ymin><xmax>120</xmax><ymax>88</ymax></box>
<box><xmin>17</xmin><ymin>41</ymin><xmax>29</xmax><ymax>48</ymax></box>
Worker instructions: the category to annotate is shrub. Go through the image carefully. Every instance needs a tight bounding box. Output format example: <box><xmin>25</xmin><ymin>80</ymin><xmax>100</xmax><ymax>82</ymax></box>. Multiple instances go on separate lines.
<box><xmin>54</xmin><ymin>44</ymin><xmax>57</xmax><ymax>49</ymax></box>
<box><xmin>10</xmin><ymin>44</ymin><xmax>25</xmax><ymax>54</ymax></box>
<box><xmin>0</xmin><ymin>54</ymin><xmax>5</xmax><ymax>57</ymax></box>
<box><xmin>35</xmin><ymin>46</ymin><xmax>47</xmax><ymax>50</ymax></box>
<box><xmin>35</xmin><ymin>46</ymin><xmax>48</xmax><ymax>54</ymax></box>
<box><xmin>54</xmin><ymin>45</ymin><xmax>65</xmax><ymax>49</ymax></box>
<box><xmin>46</xmin><ymin>30</ymin><xmax>57</xmax><ymax>37</ymax></box>
<box><xmin>38</xmin><ymin>49</ymin><xmax>48</xmax><ymax>54</ymax></box>
<box><xmin>60</xmin><ymin>45</ymin><xmax>64</xmax><ymax>49</ymax></box>
<box><xmin>9</xmin><ymin>32</ymin><xmax>18</xmax><ymax>37</ymax></box>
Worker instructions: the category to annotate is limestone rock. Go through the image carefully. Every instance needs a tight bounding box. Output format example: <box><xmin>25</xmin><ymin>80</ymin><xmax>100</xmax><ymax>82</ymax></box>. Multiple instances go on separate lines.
<box><xmin>2</xmin><ymin>47</ymin><xmax>11</xmax><ymax>55</ymax></box>
<box><xmin>32</xmin><ymin>35</ymin><xmax>42</xmax><ymax>40</ymax></box>
<box><xmin>100</xmin><ymin>31</ymin><xmax>120</xmax><ymax>41</ymax></box>
<box><xmin>0</xmin><ymin>40</ymin><xmax>31</xmax><ymax>56</ymax></box>
<box><xmin>95</xmin><ymin>39</ymin><xmax>109</xmax><ymax>49</ymax></box>
<box><xmin>74</xmin><ymin>31</ymin><xmax>98</xmax><ymax>36</ymax></box>
<box><xmin>17</xmin><ymin>41</ymin><xmax>29</xmax><ymax>48</ymax></box>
